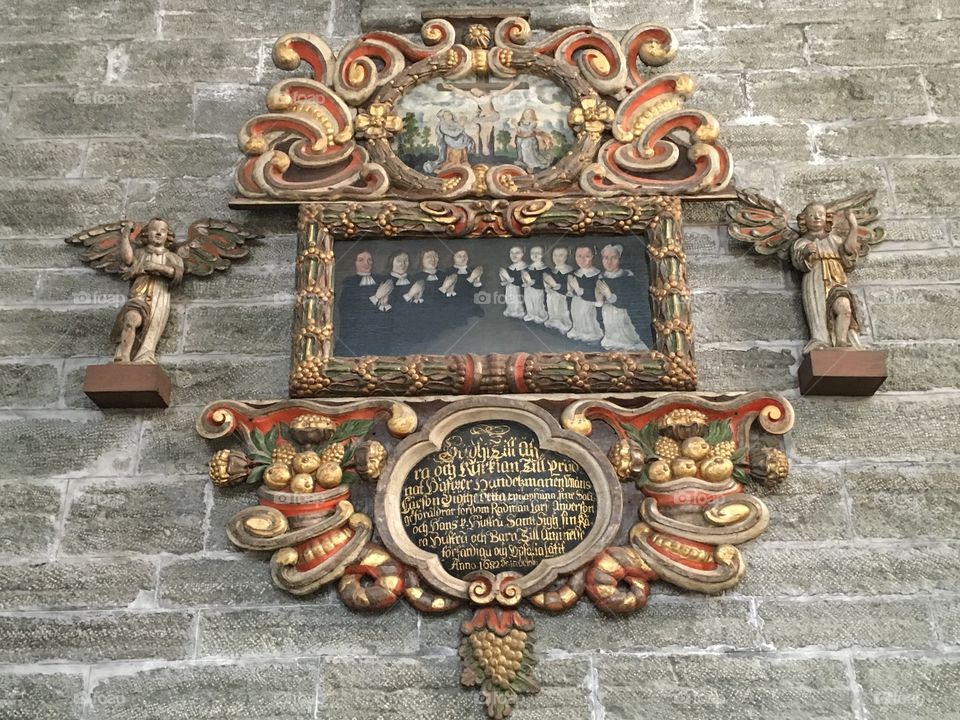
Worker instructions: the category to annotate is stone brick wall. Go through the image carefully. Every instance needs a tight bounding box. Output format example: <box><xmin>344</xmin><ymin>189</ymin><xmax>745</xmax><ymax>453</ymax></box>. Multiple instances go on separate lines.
<box><xmin>2</xmin><ymin>1</ymin><xmax>958</xmax><ymax>718</ymax></box>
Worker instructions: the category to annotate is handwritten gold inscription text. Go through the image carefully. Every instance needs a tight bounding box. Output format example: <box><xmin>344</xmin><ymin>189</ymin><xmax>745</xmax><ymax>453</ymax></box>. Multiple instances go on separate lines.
<box><xmin>400</xmin><ymin>422</ymin><xmax>597</xmax><ymax>578</ymax></box>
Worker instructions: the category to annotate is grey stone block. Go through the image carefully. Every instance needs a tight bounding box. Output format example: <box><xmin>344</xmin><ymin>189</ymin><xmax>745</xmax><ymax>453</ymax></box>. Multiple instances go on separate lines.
<box><xmin>165</xmin><ymin>355</ymin><xmax>290</xmax><ymax>407</ymax></box>
<box><xmin>817</xmin><ymin>121</ymin><xmax>960</xmax><ymax>160</ymax></box>
<box><xmin>0</xmin><ymin>180</ymin><xmax>124</xmax><ymax>237</ymax></box>
<box><xmin>686</xmin><ymin>73</ymin><xmax>748</xmax><ymax>123</ymax></box>
<box><xmin>737</xmin><ymin>541</ymin><xmax>960</xmax><ymax>596</ymax></box>
<box><xmin>666</xmin><ymin>26</ymin><xmax>805</xmax><ymax>72</ymax></box>
<box><xmin>138</xmin><ymin>406</ymin><xmax>221</xmax><ymax>475</ymax></box>
<box><xmin>33</xmin><ymin>267</ymin><xmax>126</xmax><ymax>303</ymax></box>
<box><xmin>6</xmin><ymin>305</ymin><xmax>180</xmax><ymax>362</ymax></box>
<box><xmin>8</xmin><ymin>86</ymin><xmax>192</xmax><ymax>138</ymax></box>
<box><xmin>0</xmin><ymin>413</ymin><xmax>138</xmax><ymax>481</ymax></box>
<box><xmin>85</xmin><ymin>137</ymin><xmax>240</xmax><ymax>179</ymax></box>
<box><xmin>763</xmin><ymin>487</ymin><xmax>849</xmax><ymax>542</ymax></box>
<box><xmin>598</xmin><ymin>654</ymin><xmax>853</xmax><ymax>720</ymax></box>
<box><xmin>0</xmin><ymin>0</ymin><xmax>158</xmax><ymax>42</ymax></box>
<box><xmin>845</xmin><ymin>464</ymin><xmax>960</xmax><ymax>539</ymax></box>
<box><xmin>723</xmin><ymin>122</ymin><xmax>812</xmax><ymax>163</ymax></box>
<box><xmin>924</xmin><ymin>66</ymin><xmax>960</xmax><ymax>115</ymax></box>
<box><xmin>880</xmin><ymin>343</ymin><xmax>960</xmax><ymax>392</ymax></box>
<box><xmin>758</xmin><ymin>598</ymin><xmax>933</xmax><ymax>649</ymax></box>
<box><xmin>62</xmin><ymin>477</ymin><xmax>205</xmax><ymax>555</ymax></box>
<box><xmin>158</xmin><ymin>556</ymin><xmax>304</xmax><ymax>608</ymax></box>
<box><xmin>869</xmin><ymin>219</ymin><xmax>950</xmax><ymax>251</ymax></box>
<box><xmin>692</xmin><ymin>291</ymin><xmax>806</xmax><ymax>343</ymax></box>
<box><xmin>855</xmin><ymin>250</ymin><xmax>960</xmax><ymax>285</ymax></box>
<box><xmin>856</xmin><ymin>657</ymin><xmax>960</xmax><ymax>720</ymax></box>
<box><xmin>868</xmin><ymin>286</ymin><xmax>960</xmax><ymax>341</ymax></box>
<box><xmin>791</xmin><ymin>396</ymin><xmax>960</xmax><ymax>462</ymax></box>
<box><xmin>0</xmin><ymin>611</ymin><xmax>194</xmax><ymax>662</ymax></box>
<box><xmin>182</xmin><ymin>303</ymin><xmax>291</xmax><ymax>355</ymax></box>
<box><xmin>0</xmin><ymin>268</ymin><xmax>38</xmax><ymax>303</ymax></box>
<box><xmin>199</xmin><ymin>602</ymin><xmax>419</xmax><ymax>658</ymax></box>
<box><xmin>0</xmin><ymin>141</ymin><xmax>86</xmax><ymax>179</ymax></box>
<box><xmin>687</xmin><ymin>251</ymin><xmax>786</xmax><ymax>289</ymax></box>
<box><xmin>0</xmin><ymin>362</ymin><xmax>61</xmax><ymax>409</ymax></box>
<box><xmin>750</xmin><ymin>68</ymin><xmax>927</xmax><ymax>122</ymax></box>
<box><xmin>192</xmin><ymin>83</ymin><xmax>266</xmax><ymax>137</ymax></box>
<box><xmin>318</xmin><ymin>655</ymin><xmax>591</xmax><ymax>719</ymax></box>
<box><xmin>808</xmin><ymin>20</ymin><xmax>960</xmax><ymax>67</ymax></box>
<box><xmin>680</xmin><ymin>225</ymin><xmax>720</xmax><ymax>255</ymax></box>
<box><xmin>0</xmin><ymin>479</ymin><xmax>63</xmax><ymax>557</ymax></box>
<box><xmin>932</xmin><ymin>599</ymin><xmax>960</xmax><ymax>644</ymax></box>
<box><xmin>694</xmin><ymin>347</ymin><xmax>796</xmax><ymax>393</ymax></box>
<box><xmin>178</xmin><ymin>267</ymin><xmax>291</xmax><ymax>302</ymax></box>
<box><xmin>533</xmin><ymin>596</ymin><xmax>758</xmax><ymax>652</ymax></box>
<box><xmin>124</xmin><ymin>177</ymin><xmax>246</xmax><ymax>233</ymax></box>
<box><xmin>779</xmin><ymin>162</ymin><xmax>891</xmax><ymax>216</ymax></box>
<box><xmin>592</xmin><ymin>0</ymin><xmax>698</xmax><ymax>31</ymax></box>
<box><xmin>0</xmin><ymin>42</ymin><xmax>107</xmax><ymax>85</ymax></box>
<box><xmin>89</xmin><ymin>661</ymin><xmax>318</xmax><ymax>720</ymax></box>
<box><xmin>0</xmin><ymin>672</ymin><xmax>84</xmax><ymax>720</ymax></box>
<box><xmin>163</xmin><ymin>0</ymin><xmax>349</xmax><ymax>38</ymax></box>
<box><xmin>889</xmin><ymin>159</ymin><xmax>960</xmax><ymax>216</ymax></box>
<box><xmin>0</xmin><ymin>239</ymin><xmax>79</xmax><ymax>269</ymax></box>
<box><xmin>0</xmin><ymin>559</ymin><xmax>155</xmax><ymax>610</ymax></box>
<box><xmin>116</xmin><ymin>39</ymin><xmax>260</xmax><ymax>84</ymax></box>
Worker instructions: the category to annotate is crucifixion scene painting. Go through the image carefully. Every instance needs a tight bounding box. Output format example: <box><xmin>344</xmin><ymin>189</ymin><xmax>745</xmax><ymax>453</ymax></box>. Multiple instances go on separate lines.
<box><xmin>333</xmin><ymin>236</ymin><xmax>654</xmax><ymax>358</ymax></box>
<box><xmin>393</xmin><ymin>76</ymin><xmax>576</xmax><ymax>173</ymax></box>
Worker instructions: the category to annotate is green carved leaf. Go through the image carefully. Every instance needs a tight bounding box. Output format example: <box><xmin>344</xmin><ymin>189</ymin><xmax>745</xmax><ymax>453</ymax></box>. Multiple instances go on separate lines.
<box><xmin>247</xmin><ymin>464</ymin><xmax>266</xmax><ymax>485</ymax></box>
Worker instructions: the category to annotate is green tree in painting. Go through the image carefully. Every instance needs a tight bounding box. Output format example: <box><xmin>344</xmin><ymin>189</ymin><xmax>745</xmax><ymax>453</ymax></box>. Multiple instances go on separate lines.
<box><xmin>496</xmin><ymin>129</ymin><xmax>513</xmax><ymax>156</ymax></box>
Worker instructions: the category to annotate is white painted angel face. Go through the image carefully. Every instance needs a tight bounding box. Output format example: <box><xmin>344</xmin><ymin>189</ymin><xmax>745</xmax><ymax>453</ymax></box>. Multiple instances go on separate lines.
<box><xmin>509</xmin><ymin>246</ymin><xmax>524</xmax><ymax>263</ymax></box>
<box><xmin>354</xmin><ymin>251</ymin><xmax>373</xmax><ymax>274</ymax></box>
<box><xmin>145</xmin><ymin>219</ymin><xmax>169</xmax><ymax>247</ymax></box>
<box><xmin>454</xmin><ymin>250</ymin><xmax>469</xmax><ymax>266</ymax></box>
<box><xmin>530</xmin><ymin>246</ymin><xmax>544</xmax><ymax>263</ymax></box>
<box><xmin>575</xmin><ymin>246</ymin><xmax>595</xmax><ymax>270</ymax></box>
<box><xmin>422</xmin><ymin>250</ymin><xmax>439</xmax><ymax>272</ymax></box>
<box><xmin>392</xmin><ymin>253</ymin><xmax>409</xmax><ymax>274</ymax></box>
<box><xmin>803</xmin><ymin>203</ymin><xmax>827</xmax><ymax>233</ymax></box>
<box><xmin>601</xmin><ymin>246</ymin><xmax>622</xmax><ymax>273</ymax></box>
<box><xmin>552</xmin><ymin>247</ymin><xmax>568</xmax><ymax>266</ymax></box>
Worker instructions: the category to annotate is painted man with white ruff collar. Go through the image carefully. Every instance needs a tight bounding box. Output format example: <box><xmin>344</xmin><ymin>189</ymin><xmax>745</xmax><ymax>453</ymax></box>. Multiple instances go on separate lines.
<box><xmin>595</xmin><ymin>243</ymin><xmax>649</xmax><ymax>351</ymax></box>
<box><xmin>440</xmin><ymin>249</ymin><xmax>484</xmax><ymax>318</ymax></box>
<box><xmin>336</xmin><ymin>249</ymin><xmax>388</xmax><ymax>356</ymax></box>
<box><xmin>521</xmin><ymin>245</ymin><xmax>549</xmax><ymax>323</ymax></box>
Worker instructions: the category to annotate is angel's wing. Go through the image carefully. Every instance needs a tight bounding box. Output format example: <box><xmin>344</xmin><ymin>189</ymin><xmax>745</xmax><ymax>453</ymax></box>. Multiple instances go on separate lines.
<box><xmin>177</xmin><ymin>219</ymin><xmax>259</xmax><ymax>277</ymax></box>
<box><xmin>823</xmin><ymin>190</ymin><xmax>886</xmax><ymax>256</ymax></box>
<box><xmin>727</xmin><ymin>190</ymin><xmax>799</xmax><ymax>260</ymax></box>
<box><xmin>65</xmin><ymin>221</ymin><xmax>139</xmax><ymax>275</ymax></box>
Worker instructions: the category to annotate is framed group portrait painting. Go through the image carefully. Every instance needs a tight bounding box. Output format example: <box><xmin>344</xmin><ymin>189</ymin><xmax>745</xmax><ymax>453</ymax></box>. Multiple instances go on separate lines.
<box><xmin>289</xmin><ymin>196</ymin><xmax>694</xmax><ymax>398</ymax></box>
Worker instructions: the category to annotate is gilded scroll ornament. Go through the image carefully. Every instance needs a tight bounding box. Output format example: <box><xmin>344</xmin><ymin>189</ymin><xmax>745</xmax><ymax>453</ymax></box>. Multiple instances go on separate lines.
<box><xmin>232</xmin><ymin>15</ymin><xmax>730</xmax><ymax>203</ymax></box>
<box><xmin>201</xmin><ymin>392</ymin><xmax>792</xmax><ymax>719</ymax></box>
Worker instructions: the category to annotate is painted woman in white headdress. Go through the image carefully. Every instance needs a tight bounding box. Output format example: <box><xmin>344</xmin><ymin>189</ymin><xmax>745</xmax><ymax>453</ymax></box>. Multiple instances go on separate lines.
<box><xmin>543</xmin><ymin>245</ymin><xmax>573</xmax><ymax>333</ymax></box>
<box><xmin>566</xmin><ymin>244</ymin><xmax>603</xmax><ymax>343</ymax></box>
<box><xmin>595</xmin><ymin>244</ymin><xmax>649</xmax><ymax>351</ymax></box>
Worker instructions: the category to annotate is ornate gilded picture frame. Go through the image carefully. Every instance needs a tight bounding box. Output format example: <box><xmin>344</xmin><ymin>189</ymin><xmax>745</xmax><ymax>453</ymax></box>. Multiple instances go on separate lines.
<box><xmin>290</xmin><ymin>196</ymin><xmax>691</xmax><ymax>397</ymax></box>
<box><xmin>228</xmin><ymin>11</ymin><xmax>731</xmax><ymax>398</ymax></box>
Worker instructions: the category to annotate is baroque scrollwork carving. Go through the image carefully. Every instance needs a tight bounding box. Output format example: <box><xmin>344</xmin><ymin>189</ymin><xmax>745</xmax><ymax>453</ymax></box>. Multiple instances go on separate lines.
<box><xmin>201</xmin><ymin>392</ymin><xmax>792</xmax><ymax>719</ymax></box>
<box><xmin>233</xmin><ymin>14</ymin><xmax>730</xmax><ymax>203</ymax></box>
<box><xmin>561</xmin><ymin>392</ymin><xmax>793</xmax><ymax>593</ymax></box>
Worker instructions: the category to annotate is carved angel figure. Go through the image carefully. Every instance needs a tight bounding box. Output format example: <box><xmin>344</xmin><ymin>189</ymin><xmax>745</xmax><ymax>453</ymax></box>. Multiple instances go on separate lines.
<box><xmin>67</xmin><ymin>218</ymin><xmax>256</xmax><ymax>364</ymax></box>
<box><xmin>728</xmin><ymin>190</ymin><xmax>885</xmax><ymax>353</ymax></box>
